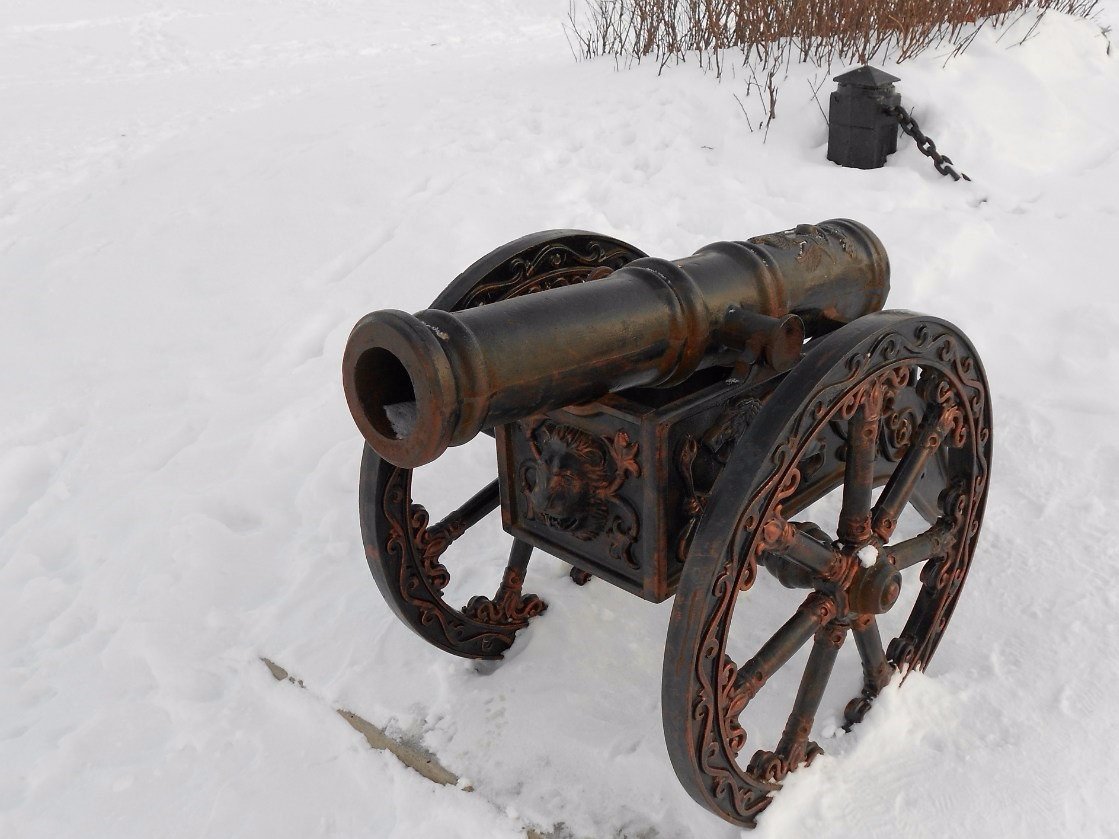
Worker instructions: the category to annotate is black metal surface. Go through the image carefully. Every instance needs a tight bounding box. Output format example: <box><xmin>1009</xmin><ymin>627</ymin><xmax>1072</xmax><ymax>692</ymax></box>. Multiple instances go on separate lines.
<box><xmin>827</xmin><ymin>66</ymin><xmax>901</xmax><ymax>170</ymax></box>
<box><xmin>661</xmin><ymin>311</ymin><xmax>991</xmax><ymax>826</ymax></box>
<box><xmin>344</xmin><ymin>220</ymin><xmax>889</xmax><ymax>468</ymax></box>
<box><xmin>345</xmin><ymin>222</ymin><xmax>992</xmax><ymax>830</ymax></box>
<box><xmin>357</xmin><ymin>230</ymin><xmax>645</xmax><ymax>659</ymax></box>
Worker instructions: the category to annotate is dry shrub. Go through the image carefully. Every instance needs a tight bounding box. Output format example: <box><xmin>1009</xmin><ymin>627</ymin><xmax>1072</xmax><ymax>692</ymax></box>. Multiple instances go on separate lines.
<box><xmin>568</xmin><ymin>0</ymin><xmax>1101</xmax><ymax>131</ymax></box>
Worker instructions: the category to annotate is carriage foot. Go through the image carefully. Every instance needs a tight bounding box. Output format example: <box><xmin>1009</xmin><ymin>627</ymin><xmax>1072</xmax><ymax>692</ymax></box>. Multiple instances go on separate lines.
<box><xmin>842</xmin><ymin>666</ymin><xmax>893</xmax><ymax>730</ymax></box>
<box><xmin>747</xmin><ymin>740</ymin><xmax>824</xmax><ymax>784</ymax></box>
<box><xmin>462</xmin><ymin>539</ymin><xmax>548</xmax><ymax>626</ymax></box>
<box><xmin>569</xmin><ymin>567</ymin><xmax>593</xmax><ymax>586</ymax></box>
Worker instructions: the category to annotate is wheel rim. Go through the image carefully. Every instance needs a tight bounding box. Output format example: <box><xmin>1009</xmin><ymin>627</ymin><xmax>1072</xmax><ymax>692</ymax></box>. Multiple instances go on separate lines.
<box><xmin>662</xmin><ymin>311</ymin><xmax>992</xmax><ymax>826</ymax></box>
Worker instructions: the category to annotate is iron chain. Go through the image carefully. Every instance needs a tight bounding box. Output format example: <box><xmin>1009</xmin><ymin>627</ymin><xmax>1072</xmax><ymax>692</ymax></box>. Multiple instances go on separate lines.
<box><xmin>884</xmin><ymin>104</ymin><xmax>971</xmax><ymax>183</ymax></box>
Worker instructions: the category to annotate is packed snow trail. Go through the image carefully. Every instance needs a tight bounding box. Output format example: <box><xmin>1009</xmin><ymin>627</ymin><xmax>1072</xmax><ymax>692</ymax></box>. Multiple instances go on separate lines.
<box><xmin>2</xmin><ymin>2</ymin><xmax>1118</xmax><ymax>837</ymax></box>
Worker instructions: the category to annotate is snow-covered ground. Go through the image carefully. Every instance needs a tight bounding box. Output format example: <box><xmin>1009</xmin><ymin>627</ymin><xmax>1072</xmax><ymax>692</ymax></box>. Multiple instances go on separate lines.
<box><xmin>3</xmin><ymin>2</ymin><xmax>1118</xmax><ymax>837</ymax></box>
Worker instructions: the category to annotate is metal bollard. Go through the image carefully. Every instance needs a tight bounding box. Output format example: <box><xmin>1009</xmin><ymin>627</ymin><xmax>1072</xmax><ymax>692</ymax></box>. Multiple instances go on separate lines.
<box><xmin>827</xmin><ymin>66</ymin><xmax>901</xmax><ymax>170</ymax></box>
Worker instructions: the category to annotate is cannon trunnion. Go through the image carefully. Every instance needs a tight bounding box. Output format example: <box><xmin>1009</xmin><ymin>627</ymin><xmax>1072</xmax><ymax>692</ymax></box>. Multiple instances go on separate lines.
<box><xmin>343</xmin><ymin>222</ymin><xmax>992</xmax><ymax>829</ymax></box>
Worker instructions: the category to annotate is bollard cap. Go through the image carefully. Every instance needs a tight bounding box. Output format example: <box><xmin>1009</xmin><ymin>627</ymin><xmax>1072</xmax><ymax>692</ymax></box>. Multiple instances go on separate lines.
<box><xmin>834</xmin><ymin>65</ymin><xmax>900</xmax><ymax>90</ymax></box>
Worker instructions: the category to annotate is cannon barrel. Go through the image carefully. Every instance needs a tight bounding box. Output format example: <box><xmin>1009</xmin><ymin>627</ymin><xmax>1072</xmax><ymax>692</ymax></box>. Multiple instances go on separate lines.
<box><xmin>343</xmin><ymin>219</ymin><xmax>889</xmax><ymax>468</ymax></box>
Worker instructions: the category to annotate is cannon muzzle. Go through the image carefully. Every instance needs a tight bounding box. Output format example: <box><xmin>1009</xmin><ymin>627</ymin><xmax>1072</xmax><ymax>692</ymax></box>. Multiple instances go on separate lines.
<box><xmin>343</xmin><ymin>219</ymin><xmax>889</xmax><ymax>468</ymax></box>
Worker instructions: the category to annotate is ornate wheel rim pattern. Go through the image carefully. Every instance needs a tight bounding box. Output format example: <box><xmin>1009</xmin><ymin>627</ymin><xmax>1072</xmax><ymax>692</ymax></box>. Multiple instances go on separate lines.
<box><xmin>663</xmin><ymin>312</ymin><xmax>992</xmax><ymax>826</ymax></box>
<box><xmin>359</xmin><ymin>232</ymin><xmax>646</xmax><ymax>659</ymax></box>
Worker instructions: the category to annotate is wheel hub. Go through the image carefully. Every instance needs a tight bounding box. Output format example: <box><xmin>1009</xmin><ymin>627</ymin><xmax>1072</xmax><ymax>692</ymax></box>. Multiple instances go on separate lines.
<box><xmin>845</xmin><ymin>557</ymin><xmax>902</xmax><ymax>615</ymax></box>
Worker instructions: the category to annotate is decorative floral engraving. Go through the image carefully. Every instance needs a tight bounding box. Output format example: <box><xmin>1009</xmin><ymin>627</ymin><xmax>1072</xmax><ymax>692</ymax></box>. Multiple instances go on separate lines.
<box><xmin>380</xmin><ymin>466</ymin><xmax>528</xmax><ymax>657</ymax></box>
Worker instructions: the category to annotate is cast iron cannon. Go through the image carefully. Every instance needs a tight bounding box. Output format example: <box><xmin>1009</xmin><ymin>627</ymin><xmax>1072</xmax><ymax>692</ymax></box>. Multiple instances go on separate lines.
<box><xmin>342</xmin><ymin>221</ymin><xmax>991</xmax><ymax>828</ymax></box>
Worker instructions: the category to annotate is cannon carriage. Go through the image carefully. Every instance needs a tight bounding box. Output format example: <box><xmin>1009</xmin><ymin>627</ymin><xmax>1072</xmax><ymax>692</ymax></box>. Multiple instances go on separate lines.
<box><xmin>342</xmin><ymin>220</ymin><xmax>991</xmax><ymax>827</ymax></box>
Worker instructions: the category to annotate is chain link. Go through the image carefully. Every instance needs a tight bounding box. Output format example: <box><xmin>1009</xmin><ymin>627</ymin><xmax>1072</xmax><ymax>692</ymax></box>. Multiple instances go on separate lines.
<box><xmin>884</xmin><ymin>104</ymin><xmax>970</xmax><ymax>183</ymax></box>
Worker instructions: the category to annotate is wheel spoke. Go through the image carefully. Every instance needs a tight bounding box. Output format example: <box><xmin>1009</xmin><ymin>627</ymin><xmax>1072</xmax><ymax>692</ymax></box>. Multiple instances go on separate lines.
<box><xmin>852</xmin><ymin>617</ymin><xmax>892</xmax><ymax>694</ymax></box>
<box><xmin>778</xmin><ymin>626</ymin><xmax>845</xmax><ymax>755</ymax></box>
<box><xmin>758</xmin><ymin>550</ymin><xmax>815</xmax><ymax>589</ymax></box>
<box><xmin>429</xmin><ymin>479</ymin><xmax>500</xmax><ymax>543</ymax></box>
<box><xmin>886</xmin><ymin>520</ymin><xmax>953</xmax><ymax>570</ymax></box>
<box><xmin>842</xmin><ymin>617</ymin><xmax>893</xmax><ymax>729</ymax></box>
<box><xmin>871</xmin><ymin>404</ymin><xmax>947</xmax><ymax>541</ymax></box>
<box><xmin>838</xmin><ymin>400</ymin><xmax>881</xmax><ymax>545</ymax></box>
<box><xmin>733</xmin><ymin>593</ymin><xmax>836</xmax><ymax>703</ymax></box>
<box><xmin>749</xmin><ymin>623</ymin><xmax>845</xmax><ymax>781</ymax></box>
<box><xmin>770</xmin><ymin>521</ymin><xmax>841</xmax><ymax>576</ymax></box>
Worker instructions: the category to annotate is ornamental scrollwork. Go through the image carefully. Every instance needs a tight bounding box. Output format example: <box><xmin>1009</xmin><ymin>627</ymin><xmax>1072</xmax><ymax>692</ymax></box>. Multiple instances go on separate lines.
<box><xmin>380</xmin><ymin>466</ymin><xmax>532</xmax><ymax>657</ymax></box>
<box><xmin>462</xmin><ymin>567</ymin><xmax>547</xmax><ymax>626</ymax></box>
<box><xmin>364</xmin><ymin>234</ymin><xmax>637</xmax><ymax>659</ymax></box>
<box><xmin>677</xmin><ymin>316</ymin><xmax>990</xmax><ymax>821</ymax></box>
<box><xmin>460</xmin><ymin>240</ymin><xmax>642</xmax><ymax>307</ymax></box>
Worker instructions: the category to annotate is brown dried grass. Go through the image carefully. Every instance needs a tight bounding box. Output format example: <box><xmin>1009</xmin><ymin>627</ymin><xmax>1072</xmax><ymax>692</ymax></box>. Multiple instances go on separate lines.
<box><xmin>567</xmin><ymin>0</ymin><xmax>1100</xmax><ymax>130</ymax></box>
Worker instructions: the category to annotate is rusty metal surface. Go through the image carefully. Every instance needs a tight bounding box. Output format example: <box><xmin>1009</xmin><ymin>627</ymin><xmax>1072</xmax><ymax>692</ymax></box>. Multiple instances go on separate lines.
<box><xmin>346</xmin><ymin>222</ymin><xmax>991</xmax><ymax>829</ymax></box>
<box><xmin>496</xmin><ymin>373</ymin><xmax>763</xmax><ymax>602</ymax></box>
<box><xmin>660</xmin><ymin>311</ymin><xmax>991</xmax><ymax>826</ymax></box>
<box><xmin>343</xmin><ymin>220</ymin><xmax>889</xmax><ymax>469</ymax></box>
<box><xmin>357</xmin><ymin>230</ymin><xmax>644</xmax><ymax>659</ymax></box>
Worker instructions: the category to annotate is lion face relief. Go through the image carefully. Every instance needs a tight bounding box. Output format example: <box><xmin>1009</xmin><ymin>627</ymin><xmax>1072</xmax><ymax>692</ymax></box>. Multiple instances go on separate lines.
<box><xmin>520</xmin><ymin>421</ymin><xmax>610</xmax><ymax>540</ymax></box>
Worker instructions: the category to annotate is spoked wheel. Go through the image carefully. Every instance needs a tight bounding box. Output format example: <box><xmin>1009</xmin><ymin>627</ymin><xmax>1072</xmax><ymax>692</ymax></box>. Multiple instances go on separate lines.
<box><xmin>359</xmin><ymin>230</ymin><xmax>645</xmax><ymax>659</ymax></box>
<box><xmin>662</xmin><ymin>312</ymin><xmax>992</xmax><ymax>826</ymax></box>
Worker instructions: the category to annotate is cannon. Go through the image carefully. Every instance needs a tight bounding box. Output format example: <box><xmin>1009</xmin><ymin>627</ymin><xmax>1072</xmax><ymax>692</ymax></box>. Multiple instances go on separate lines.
<box><xmin>342</xmin><ymin>221</ymin><xmax>991</xmax><ymax>828</ymax></box>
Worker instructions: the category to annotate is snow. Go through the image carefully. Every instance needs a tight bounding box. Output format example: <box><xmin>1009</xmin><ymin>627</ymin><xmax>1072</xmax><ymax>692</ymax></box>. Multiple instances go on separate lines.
<box><xmin>2</xmin><ymin>2</ymin><xmax>1119</xmax><ymax>837</ymax></box>
<box><xmin>385</xmin><ymin>401</ymin><xmax>419</xmax><ymax>439</ymax></box>
<box><xmin>857</xmin><ymin>544</ymin><xmax>879</xmax><ymax>568</ymax></box>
